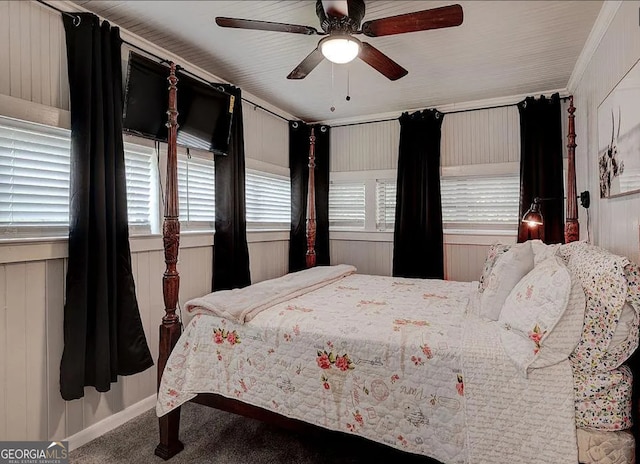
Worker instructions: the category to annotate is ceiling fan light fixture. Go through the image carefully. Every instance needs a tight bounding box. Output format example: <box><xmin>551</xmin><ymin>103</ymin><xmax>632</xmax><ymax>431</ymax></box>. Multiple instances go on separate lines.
<box><xmin>320</xmin><ymin>35</ymin><xmax>361</xmax><ymax>64</ymax></box>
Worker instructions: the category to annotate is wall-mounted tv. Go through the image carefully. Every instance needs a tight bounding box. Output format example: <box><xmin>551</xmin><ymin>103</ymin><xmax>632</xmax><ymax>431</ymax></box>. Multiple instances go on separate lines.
<box><xmin>123</xmin><ymin>52</ymin><xmax>234</xmax><ymax>155</ymax></box>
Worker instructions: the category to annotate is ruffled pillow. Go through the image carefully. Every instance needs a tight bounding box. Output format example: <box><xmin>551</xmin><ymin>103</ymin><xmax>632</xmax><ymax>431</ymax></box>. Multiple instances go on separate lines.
<box><xmin>499</xmin><ymin>256</ymin><xmax>585</xmax><ymax>376</ymax></box>
<box><xmin>478</xmin><ymin>242</ymin><xmax>534</xmax><ymax>320</ymax></box>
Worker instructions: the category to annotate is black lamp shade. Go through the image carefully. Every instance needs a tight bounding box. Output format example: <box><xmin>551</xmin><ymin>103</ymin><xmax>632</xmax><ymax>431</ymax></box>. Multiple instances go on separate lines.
<box><xmin>522</xmin><ymin>200</ymin><xmax>543</xmax><ymax>227</ymax></box>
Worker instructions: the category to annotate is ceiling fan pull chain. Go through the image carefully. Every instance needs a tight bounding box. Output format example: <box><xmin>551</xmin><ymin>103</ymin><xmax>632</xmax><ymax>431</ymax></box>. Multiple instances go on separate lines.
<box><xmin>346</xmin><ymin>67</ymin><xmax>351</xmax><ymax>101</ymax></box>
<box><xmin>330</xmin><ymin>63</ymin><xmax>336</xmax><ymax>112</ymax></box>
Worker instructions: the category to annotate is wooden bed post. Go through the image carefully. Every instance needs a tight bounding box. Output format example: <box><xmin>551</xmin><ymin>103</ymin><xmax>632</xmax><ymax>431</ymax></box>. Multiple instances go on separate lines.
<box><xmin>305</xmin><ymin>127</ymin><xmax>317</xmax><ymax>268</ymax></box>
<box><xmin>564</xmin><ymin>96</ymin><xmax>579</xmax><ymax>243</ymax></box>
<box><xmin>155</xmin><ymin>62</ymin><xmax>185</xmax><ymax>460</ymax></box>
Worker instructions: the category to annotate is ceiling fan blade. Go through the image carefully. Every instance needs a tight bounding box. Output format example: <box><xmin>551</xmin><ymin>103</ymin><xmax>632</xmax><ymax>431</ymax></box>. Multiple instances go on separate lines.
<box><xmin>321</xmin><ymin>0</ymin><xmax>349</xmax><ymax>17</ymax></box>
<box><xmin>358</xmin><ymin>42</ymin><xmax>408</xmax><ymax>81</ymax></box>
<box><xmin>287</xmin><ymin>47</ymin><xmax>325</xmax><ymax>80</ymax></box>
<box><xmin>361</xmin><ymin>4</ymin><xmax>463</xmax><ymax>37</ymax></box>
<box><xmin>216</xmin><ymin>17</ymin><xmax>319</xmax><ymax>35</ymax></box>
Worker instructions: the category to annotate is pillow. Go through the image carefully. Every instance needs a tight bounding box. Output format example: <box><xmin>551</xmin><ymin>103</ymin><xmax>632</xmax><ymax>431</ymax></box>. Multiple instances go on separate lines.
<box><xmin>610</xmin><ymin>302</ymin><xmax>636</xmax><ymax>350</ymax></box>
<box><xmin>478</xmin><ymin>241</ymin><xmax>534</xmax><ymax>320</ymax></box>
<box><xmin>478</xmin><ymin>243</ymin><xmax>511</xmax><ymax>294</ymax></box>
<box><xmin>499</xmin><ymin>255</ymin><xmax>585</xmax><ymax>376</ymax></box>
<box><xmin>529</xmin><ymin>239</ymin><xmax>560</xmax><ymax>265</ymax></box>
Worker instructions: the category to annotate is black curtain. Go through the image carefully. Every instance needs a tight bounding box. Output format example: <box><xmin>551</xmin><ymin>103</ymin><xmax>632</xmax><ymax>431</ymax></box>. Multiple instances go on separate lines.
<box><xmin>289</xmin><ymin>122</ymin><xmax>330</xmax><ymax>272</ymax></box>
<box><xmin>393</xmin><ymin>110</ymin><xmax>444</xmax><ymax>279</ymax></box>
<box><xmin>517</xmin><ymin>93</ymin><xmax>564</xmax><ymax>244</ymax></box>
<box><xmin>60</xmin><ymin>14</ymin><xmax>153</xmax><ymax>401</ymax></box>
<box><xmin>213</xmin><ymin>85</ymin><xmax>251</xmax><ymax>290</ymax></box>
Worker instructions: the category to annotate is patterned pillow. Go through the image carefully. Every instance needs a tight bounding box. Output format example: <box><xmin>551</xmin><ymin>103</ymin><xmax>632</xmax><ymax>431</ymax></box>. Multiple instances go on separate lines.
<box><xmin>478</xmin><ymin>242</ymin><xmax>534</xmax><ymax>320</ymax></box>
<box><xmin>498</xmin><ymin>255</ymin><xmax>585</xmax><ymax>377</ymax></box>
<box><xmin>560</xmin><ymin>241</ymin><xmax>640</xmax><ymax>373</ymax></box>
<box><xmin>478</xmin><ymin>243</ymin><xmax>512</xmax><ymax>293</ymax></box>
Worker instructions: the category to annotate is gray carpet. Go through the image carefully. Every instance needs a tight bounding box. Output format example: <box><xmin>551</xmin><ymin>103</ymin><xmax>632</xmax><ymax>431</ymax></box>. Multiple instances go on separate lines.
<box><xmin>70</xmin><ymin>402</ymin><xmax>440</xmax><ymax>463</ymax></box>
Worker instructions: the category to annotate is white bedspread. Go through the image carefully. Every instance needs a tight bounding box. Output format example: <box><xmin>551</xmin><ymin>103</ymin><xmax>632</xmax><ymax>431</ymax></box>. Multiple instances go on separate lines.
<box><xmin>158</xmin><ymin>272</ymin><xmax>578</xmax><ymax>463</ymax></box>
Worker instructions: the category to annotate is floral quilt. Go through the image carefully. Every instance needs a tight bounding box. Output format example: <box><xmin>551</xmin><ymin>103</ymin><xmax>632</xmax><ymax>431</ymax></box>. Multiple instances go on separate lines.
<box><xmin>157</xmin><ymin>273</ymin><xmax>578</xmax><ymax>464</ymax></box>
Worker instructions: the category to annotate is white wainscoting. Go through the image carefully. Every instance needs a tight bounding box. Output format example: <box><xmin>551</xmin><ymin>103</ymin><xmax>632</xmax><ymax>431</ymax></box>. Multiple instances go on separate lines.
<box><xmin>0</xmin><ymin>234</ymin><xmax>288</xmax><ymax>442</ymax></box>
<box><xmin>572</xmin><ymin>1</ymin><xmax>640</xmax><ymax>262</ymax></box>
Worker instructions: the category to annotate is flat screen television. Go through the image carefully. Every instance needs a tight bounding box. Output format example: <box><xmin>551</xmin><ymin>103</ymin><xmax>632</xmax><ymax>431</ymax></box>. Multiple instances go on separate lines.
<box><xmin>123</xmin><ymin>52</ymin><xmax>234</xmax><ymax>155</ymax></box>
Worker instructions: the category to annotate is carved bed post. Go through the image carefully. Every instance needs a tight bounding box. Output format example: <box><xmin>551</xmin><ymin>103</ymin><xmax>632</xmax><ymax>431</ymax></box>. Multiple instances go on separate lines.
<box><xmin>565</xmin><ymin>96</ymin><xmax>579</xmax><ymax>243</ymax></box>
<box><xmin>155</xmin><ymin>62</ymin><xmax>184</xmax><ymax>460</ymax></box>
<box><xmin>306</xmin><ymin>127</ymin><xmax>317</xmax><ymax>268</ymax></box>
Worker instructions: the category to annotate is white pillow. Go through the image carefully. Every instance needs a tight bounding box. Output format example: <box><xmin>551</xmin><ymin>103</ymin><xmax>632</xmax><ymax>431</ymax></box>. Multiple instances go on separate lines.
<box><xmin>499</xmin><ymin>256</ymin><xmax>585</xmax><ymax>376</ymax></box>
<box><xmin>529</xmin><ymin>239</ymin><xmax>560</xmax><ymax>265</ymax></box>
<box><xmin>479</xmin><ymin>241</ymin><xmax>534</xmax><ymax>320</ymax></box>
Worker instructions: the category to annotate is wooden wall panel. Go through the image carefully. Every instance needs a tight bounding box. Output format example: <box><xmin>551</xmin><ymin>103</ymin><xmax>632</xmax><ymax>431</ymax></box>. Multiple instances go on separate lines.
<box><xmin>441</xmin><ymin>106</ymin><xmax>520</xmax><ymax>166</ymax></box>
<box><xmin>0</xmin><ymin>243</ymin><xmax>224</xmax><ymax>442</ymax></box>
<box><xmin>573</xmin><ymin>1</ymin><xmax>640</xmax><ymax>261</ymax></box>
<box><xmin>331</xmin><ymin>120</ymin><xmax>400</xmax><ymax>172</ymax></box>
<box><xmin>444</xmin><ymin>244</ymin><xmax>490</xmax><ymax>282</ymax></box>
<box><xmin>330</xmin><ymin>240</ymin><xmax>393</xmax><ymax>276</ymax></box>
<box><xmin>242</xmin><ymin>100</ymin><xmax>288</xmax><ymax>168</ymax></box>
<box><xmin>249</xmin><ymin>240</ymin><xmax>289</xmax><ymax>284</ymax></box>
<box><xmin>0</xmin><ymin>1</ymin><xmax>69</xmax><ymax>110</ymax></box>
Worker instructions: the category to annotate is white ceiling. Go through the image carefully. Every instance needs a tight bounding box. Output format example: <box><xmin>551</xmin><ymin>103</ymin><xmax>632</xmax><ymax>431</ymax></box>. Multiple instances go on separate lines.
<box><xmin>71</xmin><ymin>0</ymin><xmax>603</xmax><ymax>123</ymax></box>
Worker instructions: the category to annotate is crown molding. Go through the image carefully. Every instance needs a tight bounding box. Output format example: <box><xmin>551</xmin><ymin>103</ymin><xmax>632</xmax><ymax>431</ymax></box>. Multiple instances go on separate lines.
<box><xmin>567</xmin><ymin>0</ymin><xmax>623</xmax><ymax>92</ymax></box>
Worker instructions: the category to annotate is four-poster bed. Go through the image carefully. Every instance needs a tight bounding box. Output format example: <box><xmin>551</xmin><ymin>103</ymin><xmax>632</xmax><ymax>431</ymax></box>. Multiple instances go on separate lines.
<box><xmin>153</xmin><ymin>63</ymin><xmax>639</xmax><ymax>463</ymax></box>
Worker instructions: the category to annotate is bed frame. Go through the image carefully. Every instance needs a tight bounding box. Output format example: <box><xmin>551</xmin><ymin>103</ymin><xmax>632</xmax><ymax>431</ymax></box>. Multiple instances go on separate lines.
<box><xmin>153</xmin><ymin>64</ymin><xmax>637</xmax><ymax>462</ymax></box>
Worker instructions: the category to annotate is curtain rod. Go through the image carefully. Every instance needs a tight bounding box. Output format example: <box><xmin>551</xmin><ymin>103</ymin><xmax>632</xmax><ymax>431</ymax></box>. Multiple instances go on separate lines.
<box><xmin>36</xmin><ymin>0</ymin><xmax>290</xmax><ymax>123</ymax></box>
<box><xmin>331</xmin><ymin>95</ymin><xmax>571</xmax><ymax>128</ymax></box>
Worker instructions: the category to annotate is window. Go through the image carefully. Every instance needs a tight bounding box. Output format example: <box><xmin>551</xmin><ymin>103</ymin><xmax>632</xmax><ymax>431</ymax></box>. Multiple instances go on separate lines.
<box><xmin>440</xmin><ymin>174</ymin><xmax>520</xmax><ymax>226</ymax></box>
<box><xmin>177</xmin><ymin>151</ymin><xmax>215</xmax><ymax>230</ymax></box>
<box><xmin>329</xmin><ymin>181</ymin><xmax>366</xmax><ymax>229</ymax></box>
<box><xmin>375</xmin><ymin>179</ymin><xmax>396</xmax><ymax>231</ymax></box>
<box><xmin>0</xmin><ymin>118</ymin><xmax>70</xmax><ymax>233</ymax></box>
<box><xmin>0</xmin><ymin>116</ymin><xmax>157</xmax><ymax>237</ymax></box>
<box><xmin>123</xmin><ymin>142</ymin><xmax>157</xmax><ymax>233</ymax></box>
<box><xmin>245</xmin><ymin>170</ymin><xmax>290</xmax><ymax>229</ymax></box>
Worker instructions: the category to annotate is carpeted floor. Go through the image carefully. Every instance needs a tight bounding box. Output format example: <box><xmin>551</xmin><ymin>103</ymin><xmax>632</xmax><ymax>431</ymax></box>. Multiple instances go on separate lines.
<box><xmin>69</xmin><ymin>402</ymin><xmax>440</xmax><ymax>463</ymax></box>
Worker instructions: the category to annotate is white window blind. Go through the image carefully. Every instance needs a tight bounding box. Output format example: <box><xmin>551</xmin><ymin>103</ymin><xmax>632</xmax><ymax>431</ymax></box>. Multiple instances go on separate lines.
<box><xmin>178</xmin><ymin>152</ymin><xmax>215</xmax><ymax>229</ymax></box>
<box><xmin>441</xmin><ymin>174</ymin><xmax>520</xmax><ymax>224</ymax></box>
<box><xmin>329</xmin><ymin>181</ymin><xmax>365</xmax><ymax>229</ymax></box>
<box><xmin>0</xmin><ymin>117</ymin><xmax>156</xmax><ymax>236</ymax></box>
<box><xmin>123</xmin><ymin>142</ymin><xmax>155</xmax><ymax>232</ymax></box>
<box><xmin>246</xmin><ymin>170</ymin><xmax>290</xmax><ymax>229</ymax></box>
<box><xmin>0</xmin><ymin>118</ymin><xmax>70</xmax><ymax>229</ymax></box>
<box><xmin>375</xmin><ymin>179</ymin><xmax>396</xmax><ymax>230</ymax></box>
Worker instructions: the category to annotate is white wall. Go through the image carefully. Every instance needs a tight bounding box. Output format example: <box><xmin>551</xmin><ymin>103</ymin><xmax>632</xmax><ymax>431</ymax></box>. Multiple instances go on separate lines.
<box><xmin>0</xmin><ymin>0</ymin><xmax>290</xmax><ymax>443</ymax></box>
<box><xmin>330</xmin><ymin>106</ymin><xmax>521</xmax><ymax>280</ymax></box>
<box><xmin>572</xmin><ymin>1</ymin><xmax>640</xmax><ymax>263</ymax></box>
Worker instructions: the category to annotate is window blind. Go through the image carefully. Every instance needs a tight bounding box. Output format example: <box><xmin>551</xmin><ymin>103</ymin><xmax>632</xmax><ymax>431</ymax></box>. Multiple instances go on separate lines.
<box><xmin>245</xmin><ymin>170</ymin><xmax>290</xmax><ymax>228</ymax></box>
<box><xmin>375</xmin><ymin>179</ymin><xmax>396</xmax><ymax>230</ymax></box>
<box><xmin>177</xmin><ymin>153</ymin><xmax>215</xmax><ymax>229</ymax></box>
<box><xmin>123</xmin><ymin>142</ymin><xmax>155</xmax><ymax>231</ymax></box>
<box><xmin>329</xmin><ymin>181</ymin><xmax>366</xmax><ymax>229</ymax></box>
<box><xmin>0</xmin><ymin>119</ymin><xmax>71</xmax><ymax>227</ymax></box>
<box><xmin>441</xmin><ymin>174</ymin><xmax>520</xmax><ymax>224</ymax></box>
<box><xmin>0</xmin><ymin>117</ymin><xmax>156</xmax><ymax>235</ymax></box>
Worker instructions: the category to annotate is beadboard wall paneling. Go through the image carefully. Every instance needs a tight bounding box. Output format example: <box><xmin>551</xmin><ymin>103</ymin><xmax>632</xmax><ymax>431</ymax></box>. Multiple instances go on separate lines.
<box><xmin>330</xmin><ymin>239</ymin><xmax>491</xmax><ymax>282</ymax></box>
<box><xmin>249</xmin><ymin>240</ymin><xmax>289</xmax><ymax>284</ymax></box>
<box><xmin>330</xmin><ymin>106</ymin><xmax>522</xmax><ymax>173</ymax></box>
<box><xmin>330</xmin><ymin>120</ymin><xmax>400</xmax><ymax>172</ymax></box>
<box><xmin>0</xmin><ymin>1</ymin><xmax>69</xmax><ymax>110</ymax></box>
<box><xmin>444</xmin><ymin>243</ymin><xmax>491</xmax><ymax>282</ymax></box>
<box><xmin>441</xmin><ymin>106</ymin><xmax>520</xmax><ymax>166</ymax></box>
<box><xmin>242</xmin><ymin>101</ymin><xmax>289</xmax><ymax>168</ymax></box>
<box><xmin>330</xmin><ymin>240</ymin><xmax>393</xmax><ymax>276</ymax></box>
<box><xmin>0</xmin><ymin>245</ymin><xmax>214</xmax><ymax>441</ymax></box>
<box><xmin>573</xmin><ymin>1</ymin><xmax>640</xmax><ymax>261</ymax></box>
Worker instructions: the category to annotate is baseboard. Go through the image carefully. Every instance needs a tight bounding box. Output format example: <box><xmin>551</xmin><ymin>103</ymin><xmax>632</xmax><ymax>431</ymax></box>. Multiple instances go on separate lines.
<box><xmin>65</xmin><ymin>394</ymin><xmax>156</xmax><ymax>451</ymax></box>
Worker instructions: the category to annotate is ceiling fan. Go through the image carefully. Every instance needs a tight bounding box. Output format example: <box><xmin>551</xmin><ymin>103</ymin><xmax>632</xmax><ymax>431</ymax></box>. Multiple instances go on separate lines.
<box><xmin>215</xmin><ymin>0</ymin><xmax>463</xmax><ymax>81</ymax></box>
